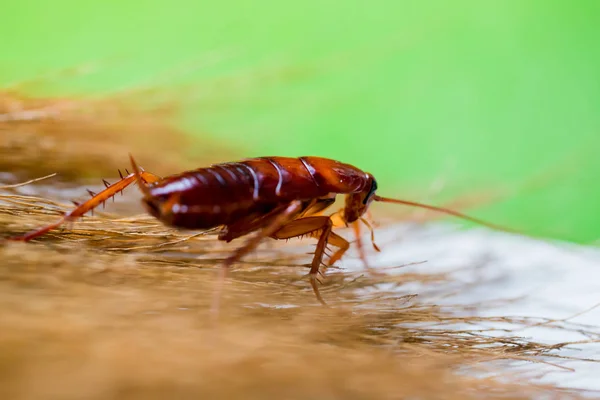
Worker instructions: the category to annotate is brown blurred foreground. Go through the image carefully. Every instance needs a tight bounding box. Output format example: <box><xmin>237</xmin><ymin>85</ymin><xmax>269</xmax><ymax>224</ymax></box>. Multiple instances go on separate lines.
<box><xmin>1</xmin><ymin>182</ymin><xmax>597</xmax><ymax>400</ymax></box>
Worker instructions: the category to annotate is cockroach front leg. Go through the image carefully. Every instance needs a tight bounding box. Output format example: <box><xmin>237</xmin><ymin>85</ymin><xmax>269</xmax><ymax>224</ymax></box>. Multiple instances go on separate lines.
<box><xmin>350</xmin><ymin>220</ymin><xmax>385</xmax><ymax>277</ymax></box>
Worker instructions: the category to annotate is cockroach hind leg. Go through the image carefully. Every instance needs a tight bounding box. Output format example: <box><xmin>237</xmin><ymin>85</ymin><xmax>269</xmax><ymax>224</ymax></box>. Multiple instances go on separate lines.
<box><xmin>309</xmin><ymin>272</ymin><xmax>328</xmax><ymax>306</ymax></box>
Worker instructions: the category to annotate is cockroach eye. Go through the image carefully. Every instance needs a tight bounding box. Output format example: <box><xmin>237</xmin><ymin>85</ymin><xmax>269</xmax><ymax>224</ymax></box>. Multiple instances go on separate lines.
<box><xmin>363</xmin><ymin>179</ymin><xmax>378</xmax><ymax>205</ymax></box>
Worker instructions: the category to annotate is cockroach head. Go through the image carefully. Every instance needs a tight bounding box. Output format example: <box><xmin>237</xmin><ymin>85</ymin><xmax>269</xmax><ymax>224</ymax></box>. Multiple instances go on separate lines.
<box><xmin>343</xmin><ymin>174</ymin><xmax>378</xmax><ymax>223</ymax></box>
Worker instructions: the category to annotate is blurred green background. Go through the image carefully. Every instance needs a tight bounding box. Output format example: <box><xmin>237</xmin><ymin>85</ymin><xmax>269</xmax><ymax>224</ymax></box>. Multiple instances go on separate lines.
<box><xmin>2</xmin><ymin>0</ymin><xmax>599</xmax><ymax>243</ymax></box>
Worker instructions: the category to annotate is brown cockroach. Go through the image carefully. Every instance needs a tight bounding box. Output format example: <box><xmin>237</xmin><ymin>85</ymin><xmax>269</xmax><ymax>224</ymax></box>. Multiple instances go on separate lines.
<box><xmin>8</xmin><ymin>155</ymin><xmax>509</xmax><ymax>310</ymax></box>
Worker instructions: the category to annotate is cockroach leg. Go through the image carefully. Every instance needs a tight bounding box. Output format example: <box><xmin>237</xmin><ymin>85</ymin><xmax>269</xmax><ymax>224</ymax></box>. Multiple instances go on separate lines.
<box><xmin>298</xmin><ymin>196</ymin><xmax>336</xmax><ymax>218</ymax></box>
<box><xmin>323</xmin><ymin>232</ymin><xmax>350</xmax><ymax>267</ymax></box>
<box><xmin>271</xmin><ymin>216</ymin><xmax>347</xmax><ymax>306</ymax></box>
<box><xmin>210</xmin><ymin>200</ymin><xmax>304</xmax><ymax>317</ymax></box>
<box><xmin>308</xmin><ymin>219</ymin><xmax>333</xmax><ymax>305</ymax></box>
<box><xmin>271</xmin><ymin>216</ymin><xmax>335</xmax><ymax>273</ymax></box>
<box><xmin>217</xmin><ymin>206</ymin><xmax>290</xmax><ymax>243</ymax></box>
<box><xmin>351</xmin><ymin>220</ymin><xmax>385</xmax><ymax>277</ymax></box>
<box><xmin>360</xmin><ymin>217</ymin><xmax>381</xmax><ymax>252</ymax></box>
<box><xmin>352</xmin><ymin>221</ymin><xmax>367</xmax><ymax>267</ymax></box>
<box><xmin>270</xmin><ymin>216</ymin><xmax>330</xmax><ymax>241</ymax></box>
<box><xmin>8</xmin><ymin>170</ymin><xmax>161</xmax><ymax>242</ymax></box>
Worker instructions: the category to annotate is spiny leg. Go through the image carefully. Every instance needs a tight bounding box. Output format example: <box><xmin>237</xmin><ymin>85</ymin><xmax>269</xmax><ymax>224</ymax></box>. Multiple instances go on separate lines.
<box><xmin>271</xmin><ymin>217</ymin><xmax>350</xmax><ymax>267</ymax></box>
<box><xmin>7</xmin><ymin>169</ymin><xmax>161</xmax><ymax>242</ymax></box>
<box><xmin>210</xmin><ymin>200</ymin><xmax>304</xmax><ymax>317</ymax></box>
<box><xmin>271</xmin><ymin>216</ymin><xmax>338</xmax><ymax>273</ymax></box>
<box><xmin>270</xmin><ymin>216</ymin><xmax>342</xmax><ymax>305</ymax></box>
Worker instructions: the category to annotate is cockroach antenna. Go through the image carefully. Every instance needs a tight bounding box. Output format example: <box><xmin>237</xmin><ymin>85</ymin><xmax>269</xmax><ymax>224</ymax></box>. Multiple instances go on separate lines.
<box><xmin>372</xmin><ymin>195</ymin><xmax>516</xmax><ymax>234</ymax></box>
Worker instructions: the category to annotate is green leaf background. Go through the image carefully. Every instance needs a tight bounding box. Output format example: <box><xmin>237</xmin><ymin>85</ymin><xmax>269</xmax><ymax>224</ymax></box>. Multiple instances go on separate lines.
<box><xmin>2</xmin><ymin>0</ymin><xmax>599</xmax><ymax>243</ymax></box>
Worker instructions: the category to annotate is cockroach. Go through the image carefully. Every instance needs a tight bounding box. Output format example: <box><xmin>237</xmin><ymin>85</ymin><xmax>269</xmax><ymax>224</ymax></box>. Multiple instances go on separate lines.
<box><xmin>7</xmin><ymin>155</ymin><xmax>510</xmax><ymax>311</ymax></box>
